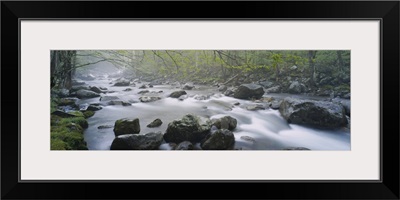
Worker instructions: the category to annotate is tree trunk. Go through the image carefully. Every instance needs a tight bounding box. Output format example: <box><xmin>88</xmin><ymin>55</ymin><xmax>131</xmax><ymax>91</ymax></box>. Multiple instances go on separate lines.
<box><xmin>308</xmin><ymin>50</ymin><xmax>317</xmax><ymax>86</ymax></box>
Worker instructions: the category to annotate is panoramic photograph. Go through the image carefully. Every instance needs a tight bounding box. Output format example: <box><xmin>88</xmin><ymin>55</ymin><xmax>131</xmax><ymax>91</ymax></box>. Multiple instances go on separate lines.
<box><xmin>50</xmin><ymin>50</ymin><xmax>350</xmax><ymax>150</ymax></box>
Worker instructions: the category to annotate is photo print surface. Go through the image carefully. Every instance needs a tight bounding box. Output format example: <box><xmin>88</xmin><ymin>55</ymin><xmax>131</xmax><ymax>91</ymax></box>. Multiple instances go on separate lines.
<box><xmin>50</xmin><ymin>50</ymin><xmax>351</xmax><ymax>151</ymax></box>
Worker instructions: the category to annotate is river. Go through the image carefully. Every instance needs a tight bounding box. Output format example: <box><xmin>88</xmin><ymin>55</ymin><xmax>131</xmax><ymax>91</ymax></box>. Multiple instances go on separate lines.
<box><xmin>74</xmin><ymin>78</ymin><xmax>351</xmax><ymax>150</ymax></box>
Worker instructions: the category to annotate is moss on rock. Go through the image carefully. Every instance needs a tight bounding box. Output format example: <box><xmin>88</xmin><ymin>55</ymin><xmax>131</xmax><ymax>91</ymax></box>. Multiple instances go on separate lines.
<box><xmin>83</xmin><ymin>110</ymin><xmax>95</xmax><ymax>118</ymax></box>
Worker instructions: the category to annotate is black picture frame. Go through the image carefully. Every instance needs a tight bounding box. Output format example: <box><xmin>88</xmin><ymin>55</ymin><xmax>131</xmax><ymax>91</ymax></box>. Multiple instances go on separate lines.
<box><xmin>2</xmin><ymin>1</ymin><xmax>399</xmax><ymax>199</ymax></box>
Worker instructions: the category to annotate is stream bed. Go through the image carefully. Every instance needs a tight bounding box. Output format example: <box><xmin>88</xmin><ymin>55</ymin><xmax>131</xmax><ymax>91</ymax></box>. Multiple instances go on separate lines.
<box><xmin>75</xmin><ymin>78</ymin><xmax>351</xmax><ymax>150</ymax></box>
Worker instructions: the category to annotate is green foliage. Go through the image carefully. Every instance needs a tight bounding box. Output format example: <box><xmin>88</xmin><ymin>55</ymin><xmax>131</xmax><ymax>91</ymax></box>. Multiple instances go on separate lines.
<box><xmin>69</xmin><ymin>111</ymin><xmax>84</xmax><ymax>117</ymax></box>
<box><xmin>51</xmin><ymin>125</ymin><xmax>87</xmax><ymax>150</ymax></box>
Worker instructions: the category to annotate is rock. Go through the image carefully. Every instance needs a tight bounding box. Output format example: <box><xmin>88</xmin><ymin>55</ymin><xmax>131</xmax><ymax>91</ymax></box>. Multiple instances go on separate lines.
<box><xmin>265</xmin><ymin>86</ymin><xmax>281</xmax><ymax>93</ymax></box>
<box><xmin>51</xmin><ymin>110</ymin><xmax>77</xmax><ymax>118</ymax></box>
<box><xmin>164</xmin><ymin>114</ymin><xmax>212</xmax><ymax>144</ymax></box>
<box><xmin>224</xmin><ymin>87</ymin><xmax>237</xmax><ymax>96</ymax></box>
<box><xmin>169</xmin><ymin>90</ymin><xmax>187</xmax><ymax>98</ymax></box>
<box><xmin>233</xmin><ymin>84</ymin><xmax>264</xmax><ymax>99</ymax></box>
<box><xmin>139</xmin><ymin>96</ymin><xmax>161</xmax><ymax>103</ymax></box>
<box><xmin>240</xmin><ymin>136</ymin><xmax>255</xmax><ymax>143</ymax></box>
<box><xmin>52</xmin><ymin>89</ymin><xmax>70</xmax><ymax>98</ymax></box>
<box><xmin>99</xmin><ymin>87</ymin><xmax>108</xmax><ymax>90</ymax></box>
<box><xmin>108</xmin><ymin>100</ymin><xmax>131</xmax><ymax>106</ymax></box>
<box><xmin>282</xmin><ymin>147</ymin><xmax>310</xmax><ymax>150</ymax></box>
<box><xmin>70</xmin><ymin>86</ymin><xmax>90</xmax><ymax>93</ymax></box>
<box><xmin>98</xmin><ymin>125</ymin><xmax>113</xmax><ymax>129</ymax></box>
<box><xmin>288</xmin><ymin>81</ymin><xmax>306</xmax><ymax>94</ymax></box>
<box><xmin>110</xmin><ymin>132</ymin><xmax>163</xmax><ymax>150</ymax></box>
<box><xmin>58</xmin><ymin>98</ymin><xmax>77</xmax><ymax>106</ymax></box>
<box><xmin>218</xmin><ymin>85</ymin><xmax>227</xmax><ymax>92</ymax></box>
<box><xmin>100</xmin><ymin>96</ymin><xmax>119</xmax><ymax>101</ymax></box>
<box><xmin>211</xmin><ymin>116</ymin><xmax>237</xmax><ymax>131</ymax></box>
<box><xmin>139</xmin><ymin>84</ymin><xmax>147</xmax><ymax>89</ymax></box>
<box><xmin>279</xmin><ymin>97</ymin><xmax>348</xmax><ymax>129</ymax></box>
<box><xmin>123</xmin><ymin>88</ymin><xmax>132</xmax><ymax>92</ymax></box>
<box><xmin>182</xmin><ymin>82</ymin><xmax>194</xmax><ymax>90</ymax></box>
<box><xmin>174</xmin><ymin>141</ymin><xmax>194</xmax><ymax>150</ymax></box>
<box><xmin>87</xmin><ymin>104</ymin><xmax>102</xmax><ymax>111</ymax></box>
<box><xmin>82</xmin><ymin>111</ymin><xmax>95</xmax><ymax>118</ymax></box>
<box><xmin>201</xmin><ymin>129</ymin><xmax>235</xmax><ymax>150</ymax></box>
<box><xmin>258</xmin><ymin>81</ymin><xmax>274</xmax><ymax>88</ymax></box>
<box><xmin>233</xmin><ymin>102</ymin><xmax>240</xmax><ymax>106</ymax></box>
<box><xmin>342</xmin><ymin>93</ymin><xmax>351</xmax><ymax>99</ymax></box>
<box><xmin>148</xmin><ymin>84</ymin><xmax>153</xmax><ymax>88</ymax></box>
<box><xmin>76</xmin><ymin>89</ymin><xmax>101</xmax><ymax>99</ymax></box>
<box><xmin>89</xmin><ymin>86</ymin><xmax>103</xmax><ymax>93</ymax></box>
<box><xmin>147</xmin><ymin>118</ymin><xmax>163</xmax><ymax>128</ymax></box>
<box><xmin>270</xmin><ymin>100</ymin><xmax>282</xmax><ymax>110</ymax></box>
<box><xmin>138</xmin><ymin>90</ymin><xmax>149</xmax><ymax>94</ymax></box>
<box><xmin>332</xmin><ymin>98</ymin><xmax>350</xmax><ymax>116</ymax></box>
<box><xmin>113</xmin><ymin>80</ymin><xmax>130</xmax><ymax>86</ymax></box>
<box><xmin>113</xmin><ymin>118</ymin><xmax>140</xmax><ymax>136</ymax></box>
<box><xmin>246</xmin><ymin>104</ymin><xmax>266</xmax><ymax>111</ymax></box>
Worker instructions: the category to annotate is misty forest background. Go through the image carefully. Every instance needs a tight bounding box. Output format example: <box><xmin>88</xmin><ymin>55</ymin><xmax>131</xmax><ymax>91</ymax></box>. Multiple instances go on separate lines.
<box><xmin>51</xmin><ymin>50</ymin><xmax>350</xmax><ymax>95</ymax></box>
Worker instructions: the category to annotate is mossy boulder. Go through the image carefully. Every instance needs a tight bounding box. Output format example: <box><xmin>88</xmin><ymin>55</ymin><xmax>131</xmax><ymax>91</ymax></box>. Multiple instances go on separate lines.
<box><xmin>114</xmin><ymin>118</ymin><xmax>140</xmax><ymax>136</ymax></box>
<box><xmin>164</xmin><ymin>114</ymin><xmax>212</xmax><ymax>144</ymax></box>
<box><xmin>83</xmin><ymin>110</ymin><xmax>95</xmax><ymax>118</ymax></box>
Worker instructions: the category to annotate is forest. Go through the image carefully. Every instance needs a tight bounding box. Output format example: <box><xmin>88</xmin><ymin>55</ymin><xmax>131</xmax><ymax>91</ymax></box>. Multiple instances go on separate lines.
<box><xmin>50</xmin><ymin>50</ymin><xmax>351</xmax><ymax>151</ymax></box>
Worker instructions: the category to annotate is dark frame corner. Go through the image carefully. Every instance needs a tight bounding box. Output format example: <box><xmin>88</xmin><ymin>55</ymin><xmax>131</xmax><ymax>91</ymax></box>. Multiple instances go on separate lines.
<box><xmin>1</xmin><ymin>1</ymin><xmax>399</xmax><ymax>199</ymax></box>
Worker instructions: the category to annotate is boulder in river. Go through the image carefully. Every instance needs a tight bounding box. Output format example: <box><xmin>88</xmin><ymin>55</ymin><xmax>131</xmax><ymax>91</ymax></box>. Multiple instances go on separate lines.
<box><xmin>279</xmin><ymin>97</ymin><xmax>348</xmax><ymax>129</ymax></box>
<box><xmin>164</xmin><ymin>114</ymin><xmax>212</xmax><ymax>144</ymax></box>
<box><xmin>58</xmin><ymin>98</ymin><xmax>77</xmax><ymax>106</ymax></box>
<box><xmin>233</xmin><ymin>84</ymin><xmax>264</xmax><ymax>100</ymax></box>
<box><xmin>174</xmin><ymin>141</ymin><xmax>194</xmax><ymax>150</ymax></box>
<box><xmin>114</xmin><ymin>118</ymin><xmax>140</xmax><ymax>136</ymax></box>
<box><xmin>76</xmin><ymin>89</ymin><xmax>100</xmax><ymax>99</ymax></box>
<box><xmin>108</xmin><ymin>100</ymin><xmax>131</xmax><ymax>106</ymax></box>
<box><xmin>123</xmin><ymin>88</ymin><xmax>132</xmax><ymax>92</ymax></box>
<box><xmin>89</xmin><ymin>86</ymin><xmax>103</xmax><ymax>94</ymax></box>
<box><xmin>138</xmin><ymin>90</ymin><xmax>149</xmax><ymax>94</ymax></box>
<box><xmin>110</xmin><ymin>132</ymin><xmax>163</xmax><ymax>150</ymax></box>
<box><xmin>169</xmin><ymin>90</ymin><xmax>187</xmax><ymax>98</ymax></box>
<box><xmin>147</xmin><ymin>118</ymin><xmax>163</xmax><ymax>128</ymax></box>
<box><xmin>139</xmin><ymin>96</ymin><xmax>161</xmax><ymax>103</ymax></box>
<box><xmin>86</xmin><ymin>104</ymin><xmax>102</xmax><ymax>111</ymax></box>
<box><xmin>211</xmin><ymin>116</ymin><xmax>237</xmax><ymax>131</ymax></box>
<box><xmin>201</xmin><ymin>129</ymin><xmax>235</xmax><ymax>150</ymax></box>
<box><xmin>139</xmin><ymin>84</ymin><xmax>147</xmax><ymax>89</ymax></box>
<box><xmin>113</xmin><ymin>79</ymin><xmax>130</xmax><ymax>86</ymax></box>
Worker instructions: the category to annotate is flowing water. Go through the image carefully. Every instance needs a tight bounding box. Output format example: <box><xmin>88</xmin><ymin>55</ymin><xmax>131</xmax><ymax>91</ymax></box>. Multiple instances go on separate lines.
<box><xmin>74</xmin><ymin>78</ymin><xmax>350</xmax><ymax>150</ymax></box>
